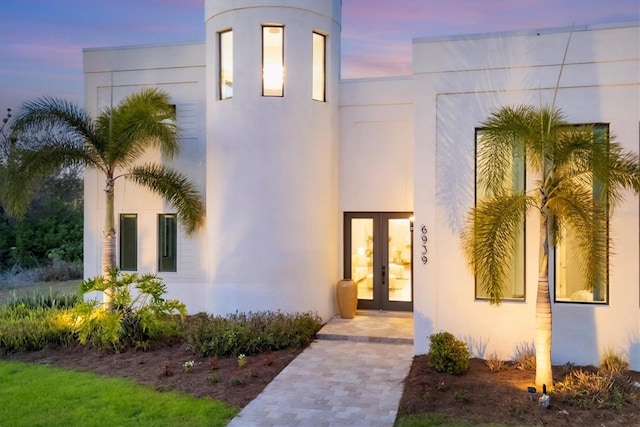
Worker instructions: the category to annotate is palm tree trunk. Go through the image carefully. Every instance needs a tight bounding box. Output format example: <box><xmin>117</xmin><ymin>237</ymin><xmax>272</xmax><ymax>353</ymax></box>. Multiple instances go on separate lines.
<box><xmin>535</xmin><ymin>212</ymin><xmax>553</xmax><ymax>388</ymax></box>
<box><xmin>102</xmin><ymin>176</ymin><xmax>116</xmax><ymax>309</ymax></box>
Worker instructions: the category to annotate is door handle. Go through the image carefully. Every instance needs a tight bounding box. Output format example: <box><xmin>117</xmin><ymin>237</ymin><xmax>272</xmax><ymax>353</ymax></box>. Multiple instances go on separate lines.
<box><xmin>381</xmin><ymin>265</ymin><xmax>386</xmax><ymax>285</ymax></box>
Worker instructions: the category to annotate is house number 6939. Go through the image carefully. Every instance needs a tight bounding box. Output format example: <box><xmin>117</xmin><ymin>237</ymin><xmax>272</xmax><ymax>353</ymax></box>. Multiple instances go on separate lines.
<box><xmin>420</xmin><ymin>225</ymin><xmax>428</xmax><ymax>264</ymax></box>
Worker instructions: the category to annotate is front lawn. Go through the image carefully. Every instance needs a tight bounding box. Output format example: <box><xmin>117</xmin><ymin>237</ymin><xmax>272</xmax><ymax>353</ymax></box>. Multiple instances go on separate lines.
<box><xmin>0</xmin><ymin>360</ymin><xmax>238</xmax><ymax>427</ymax></box>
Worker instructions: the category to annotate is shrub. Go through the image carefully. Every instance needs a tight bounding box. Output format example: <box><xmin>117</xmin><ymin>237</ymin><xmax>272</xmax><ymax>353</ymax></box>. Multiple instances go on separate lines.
<box><xmin>0</xmin><ymin>306</ymin><xmax>74</xmax><ymax>353</ymax></box>
<box><xmin>71</xmin><ymin>268</ymin><xmax>186</xmax><ymax>351</ymax></box>
<box><xmin>556</xmin><ymin>368</ymin><xmax>636</xmax><ymax>409</ymax></box>
<box><xmin>599</xmin><ymin>350</ymin><xmax>629</xmax><ymax>375</ymax></box>
<box><xmin>427</xmin><ymin>331</ymin><xmax>469</xmax><ymax>375</ymax></box>
<box><xmin>186</xmin><ymin>311</ymin><xmax>322</xmax><ymax>358</ymax></box>
<box><xmin>485</xmin><ymin>351</ymin><xmax>505</xmax><ymax>372</ymax></box>
<box><xmin>512</xmin><ymin>342</ymin><xmax>536</xmax><ymax>371</ymax></box>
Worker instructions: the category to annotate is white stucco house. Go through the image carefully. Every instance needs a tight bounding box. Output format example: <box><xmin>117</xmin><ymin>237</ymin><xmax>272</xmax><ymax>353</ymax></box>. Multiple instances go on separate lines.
<box><xmin>83</xmin><ymin>0</ymin><xmax>640</xmax><ymax>370</ymax></box>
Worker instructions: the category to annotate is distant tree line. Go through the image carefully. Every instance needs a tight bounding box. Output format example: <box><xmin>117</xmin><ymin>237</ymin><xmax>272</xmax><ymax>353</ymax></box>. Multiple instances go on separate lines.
<box><xmin>0</xmin><ymin>108</ymin><xmax>83</xmax><ymax>273</ymax></box>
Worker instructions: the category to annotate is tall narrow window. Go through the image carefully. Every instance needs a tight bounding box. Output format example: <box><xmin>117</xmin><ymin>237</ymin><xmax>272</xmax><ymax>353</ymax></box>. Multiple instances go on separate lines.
<box><xmin>158</xmin><ymin>214</ymin><xmax>177</xmax><ymax>272</ymax></box>
<box><xmin>312</xmin><ymin>32</ymin><xmax>326</xmax><ymax>101</ymax></box>
<box><xmin>263</xmin><ymin>26</ymin><xmax>284</xmax><ymax>97</ymax></box>
<box><xmin>475</xmin><ymin>129</ymin><xmax>526</xmax><ymax>300</ymax></box>
<box><xmin>219</xmin><ymin>30</ymin><xmax>233</xmax><ymax>100</ymax></box>
<box><xmin>555</xmin><ymin>124</ymin><xmax>609</xmax><ymax>303</ymax></box>
<box><xmin>119</xmin><ymin>214</ymin><xmax>137</xmax><ymax>271</ymax></box>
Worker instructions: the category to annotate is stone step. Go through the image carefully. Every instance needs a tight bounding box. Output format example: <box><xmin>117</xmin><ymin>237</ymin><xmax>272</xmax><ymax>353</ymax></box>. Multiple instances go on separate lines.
<box><xmin>316</xmin><ymin>311</ymin><xmax>414</xmax><ymax>345</ymax></box>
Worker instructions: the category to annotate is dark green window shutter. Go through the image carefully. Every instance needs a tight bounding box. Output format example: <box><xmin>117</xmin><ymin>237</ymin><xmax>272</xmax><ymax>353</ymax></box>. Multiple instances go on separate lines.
<box><xmin>119</xmin><ymin>214</ymin><xmax>137</xmax><ymax>271</ymax></box>
<box><xmin>158</xmin><ymin>214</ymin><xmax>177</xmax><ymax>272</ymax></box>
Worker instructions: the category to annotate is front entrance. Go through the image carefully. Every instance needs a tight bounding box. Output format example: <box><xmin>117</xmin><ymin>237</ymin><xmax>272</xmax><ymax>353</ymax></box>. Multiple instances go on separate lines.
<box><xmin>344</xmin><ymin>212</ymin><xmax>413</xmax><ymax>311</ymax></box>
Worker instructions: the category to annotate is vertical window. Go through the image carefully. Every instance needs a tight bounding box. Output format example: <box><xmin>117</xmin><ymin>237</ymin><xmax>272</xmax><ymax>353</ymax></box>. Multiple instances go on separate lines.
<box><xmin>263</xmin><ymin>26</ymin><xmax>284</xmax><ymax>97</ymax></box>
<box><xmin>475</xmin><ymin>129</ymin><xmax>526</xmax><ymax>300</ymax></box>
<box><xmin>119</xmin><ymin>214</ymin><xmax>137</xmax><ymax>271</ymax></box>
<box><xmin>219</xmin><ymin>30</ymin><xmax>233</xmax><ymax>100</ymax></box>
<box><xmin>555</xmin><ymin>124</ymin><xmax>609</xmax><ymax>303</ymax></box>
<box><xmin>312</xmin><ymin>32</ymin><xmax>326</xmax><ymax>101</ymax></box>
<box><xmin>158</xmin><ymin>214</ymin><xmax>177</xmax><ymax>272</ymax></box>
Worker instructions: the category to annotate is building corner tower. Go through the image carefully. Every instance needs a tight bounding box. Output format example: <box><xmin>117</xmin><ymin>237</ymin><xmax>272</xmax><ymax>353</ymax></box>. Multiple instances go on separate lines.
<box><xmin>204</xmin><ymin>0</ymin><xmax>341</xmax><ymax>320</ymax></box>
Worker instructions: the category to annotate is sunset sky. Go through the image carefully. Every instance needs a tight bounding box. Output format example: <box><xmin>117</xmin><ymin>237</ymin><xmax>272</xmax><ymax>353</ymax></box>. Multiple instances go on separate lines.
<box><xmin>1</xmin><ymin>0</ymin><xmax>638</xmax><ymax>114</ymax></box>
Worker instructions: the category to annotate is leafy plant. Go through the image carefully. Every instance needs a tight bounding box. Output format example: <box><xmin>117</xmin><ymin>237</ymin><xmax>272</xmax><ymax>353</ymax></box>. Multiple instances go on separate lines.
<box><xmin>70</xmin><ymin>268</ymin><xmax>186</xmax><ymax>351</ymax></box>
<box><xmin>512</xmin><ymin>342</ymin><xmax>536</xmax><ymax>371</ymax></box>
<box><xmin>3</xmin><ymin>287</ymin><xmax>80</xmax><ymax>310</ymax></box>
<box><xmin>0</xmin><ymin>306</ymin><xmax>74</xmax><ymax>353</ymax></box>
<box><xmin>485</xmin><ymin>351</ymin><xmax>505</xmax><ymax>372</ymax></box>
<box><xmin>556</xmin><ymin>368</ymin><xmax>636</xmax><ymax>409</ymax></box>
<box><xmin>454</xmin><ymin>389</ymin><xmax>469</xmax><ymax>403</ymax></box>
<box><xmin>237</xmin><ymin>353</ymin><xmax>247</xmax><ymax>368</ymax></box>
<box><xmin>599</xmin><ymin>350</ymin><xmax>629</xmax><ymax>374</ymax></box>
<box><xmin>183</xmin><ymin>361</ymin><xmax>195</xmax><ymax>373</ymax></box>
<box><xmin>427</xmin><ymin>332</ymin><xmax>469</xmax><ymax>375</ymax></box>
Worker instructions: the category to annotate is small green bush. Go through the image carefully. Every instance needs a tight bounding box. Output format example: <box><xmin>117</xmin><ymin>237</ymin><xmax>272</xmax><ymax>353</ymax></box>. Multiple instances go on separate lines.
<box><xmin>428</xmin><ymin>331</ymin><xmax>470</xmax><ymax>375</ymax></box>
<box><xmin>186</xmin><ymin>311</ymin><xmax>322</xmax><ymax>358</ymax></box>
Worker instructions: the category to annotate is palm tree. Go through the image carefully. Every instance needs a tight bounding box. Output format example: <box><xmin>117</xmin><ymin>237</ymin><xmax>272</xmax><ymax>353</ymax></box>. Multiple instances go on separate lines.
<box><xmin>462</xmin><ymin>104</ymin><xmax>640</xmax><ymax>387</ymax></box>
<box><xmin>1</xmin><ymin>88</ymin><xmax>205</xmax><ymax>303</ymax></box>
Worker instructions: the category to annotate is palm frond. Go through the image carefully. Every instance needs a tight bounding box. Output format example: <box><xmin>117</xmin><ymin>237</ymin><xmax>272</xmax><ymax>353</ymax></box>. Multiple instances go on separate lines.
<box><xmin>126</xmin><ymin>164</ymin><xmax>205</xmax><ymax>235</ymax></box>
<box><xmin>13</xmin><ymin>96</ymin><xmax>102</xmax><ymax>152</ymax></box>
<box><xmin>1</xmin><ymin>142</ymin><xmax>93</xmax><ymax>217</ymax></box>
<box><xmin>98</xmin><ymin>88</ymin><xmax>179</xmax><ymax>167</ymax></box>
<box><xmin>478</xmin><ymin>105</ymin><xmax>533</xmax><ymax>195</ymax></box>
<box><xmin>546</xmin><ymin>181</ymin><xmax>608</xmax><ymax>293</ymax></box>
<box><xmin>462</xmin><ymin>192</ymin><xmax>534</xmax><ymax>304</ymax></box>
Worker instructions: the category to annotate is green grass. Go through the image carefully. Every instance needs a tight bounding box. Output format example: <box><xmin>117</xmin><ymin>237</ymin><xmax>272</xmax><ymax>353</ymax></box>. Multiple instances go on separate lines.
<box><xmin>0</xmin><ymin>361</ymin><xmax>238</xmax><ymax>427</ymax></box>
<box><xmin>395</xmin><ymin>414</ymin><xmax>508</xmax><ymax>427</ymax></box>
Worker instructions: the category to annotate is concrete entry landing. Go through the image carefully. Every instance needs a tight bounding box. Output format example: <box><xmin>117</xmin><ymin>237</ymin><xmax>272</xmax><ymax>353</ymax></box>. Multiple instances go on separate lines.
<box><xmin>317</xmin><ymin>310</ymin><xmax>414</xmax><ymax>344</ymax></box>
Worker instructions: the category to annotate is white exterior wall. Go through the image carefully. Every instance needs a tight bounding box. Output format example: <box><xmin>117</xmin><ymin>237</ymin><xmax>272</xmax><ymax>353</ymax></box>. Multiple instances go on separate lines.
<box><xmin>204</xmin><ymin>0</ymin><xmax>341</xmax><ymax>320</ymax></box>
<box><xmin>339</xmin><ymin>76</ymin><xmax>414</xmax><ymax>213</ymax></box>
<box><xmin>412</xmin><ymin>23</ymin><xmax>640</xmax><ymax>370</ymax></box>
<box><xmin>83</xmin><ymin>43</ymin><xmax>209</xmax><ymax>312</ymax></box>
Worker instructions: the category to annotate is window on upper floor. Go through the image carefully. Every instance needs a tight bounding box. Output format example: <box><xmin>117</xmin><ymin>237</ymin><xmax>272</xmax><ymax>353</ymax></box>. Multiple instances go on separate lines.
<box><xmin>119</xmin><ymin>214</ymin><xmax>137</xmax><ymax>271</ymax></box>
<box><xmin>263</xmin><ymin>25</ymin><xmax>284</xmax><ymax>97</ymax></box>
<box><xmin>158</xmin><ymin>214</ymin><xmax>177</xmax><ymax>272</ymax></box>
<box><xmin>219</xmin><ymin>29</ymin><xmax>233</xmax><ymax>100</ymax></box>
<box><xmin>474</xmin><ymin>128</ymin><xmax>526</xmax><ymax>301</ymax></box>
<box><xmin>554</xmin><ymin>124</ymin><xmax>609</xmax><ymax>304</ymax></box>
<box><xmin>312</xmin><ymin>32</ymin><xmax>326</xmax><ymax>102</ymax></box>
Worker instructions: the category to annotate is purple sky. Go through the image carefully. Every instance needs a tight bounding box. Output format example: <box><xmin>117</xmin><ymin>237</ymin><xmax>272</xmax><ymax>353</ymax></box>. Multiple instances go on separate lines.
<box><xmin>0</xmin><ymin>0</ymin><xmax>638</xmax><ymax>115</ymax></box>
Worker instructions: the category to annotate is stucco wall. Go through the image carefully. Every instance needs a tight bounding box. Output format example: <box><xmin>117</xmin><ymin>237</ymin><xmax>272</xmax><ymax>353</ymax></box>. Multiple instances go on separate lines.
<box><xmin>412</xmin><ymin>23</ymin><xmax>640</xmax><ymax>370</ymax></box>
<box><xmin>204</xmin><ymin>0</ymin><xmax>341</xmax><ymax>321</ymax></box>
<box><xmin>83</xmin><ymin>42</ymin><xmax>209</xmax><ymax>312</ymax></box>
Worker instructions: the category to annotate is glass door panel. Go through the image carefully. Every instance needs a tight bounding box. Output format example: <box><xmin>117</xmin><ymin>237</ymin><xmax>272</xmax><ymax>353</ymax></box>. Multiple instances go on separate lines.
<box><xmin>350</xmin><ymin>218</ymin><xmax>374</xmax><ymax>301</ymax></box>
<box><xmin>386</xmin><ymin>218</ymin><xmax>412</xmax><ymax>303</ymax></box>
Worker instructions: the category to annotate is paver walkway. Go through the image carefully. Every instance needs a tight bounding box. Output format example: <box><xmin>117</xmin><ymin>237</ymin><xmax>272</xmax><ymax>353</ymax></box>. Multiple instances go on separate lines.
<box><xmin>227</xmin><ymin>312</ymin><xmax>414</xmax><ymax>427</ymax></box>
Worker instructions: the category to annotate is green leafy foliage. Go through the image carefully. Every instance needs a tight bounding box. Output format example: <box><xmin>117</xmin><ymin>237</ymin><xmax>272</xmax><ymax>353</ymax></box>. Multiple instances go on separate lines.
<box><xmin>0</xmin><ymin>172</ymin><xmax>83</xmax><ymax>272</ymax></box>
<box><xmin>0</xmin><ymin>306</ymin><xmax>74</xmax><ymax>353</ymax></box>
<box><xmin>71</xmin><ymin>268</ymin><xmax>186</xmax><ymax>351</ymax></box>
<box><xmin>186</xmin><ymin>311</ymin><xmax>322</xmax><ymax>358</ymax></box>
<box><xmin>428</xmin><ymin>332</ymin><xmax>470</xmax><ymax>375</ymax></box>
<box><xmin>556</xmin><ymin>368</ymin><xmax>637</xmax><ymax>409</ymax></box>
<box><xmin>4</xmin><ymin>287</ymin><xmax>80</xmax><ymax>310</ymax></box>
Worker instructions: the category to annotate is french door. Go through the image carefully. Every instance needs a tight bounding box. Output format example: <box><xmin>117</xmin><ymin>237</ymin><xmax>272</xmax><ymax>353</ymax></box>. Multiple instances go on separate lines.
<box><xmin>344</xmin><ymin>212</ymin><xmax>413</xmax><ymax>311</ymax></box>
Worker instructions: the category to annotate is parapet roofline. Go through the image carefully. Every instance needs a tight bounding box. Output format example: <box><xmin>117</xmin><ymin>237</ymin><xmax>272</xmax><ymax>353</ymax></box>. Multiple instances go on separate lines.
<box><xmin>413</xmin><ymin>21</ymin><xmax>639</xmax><ymax>44</ymax></box>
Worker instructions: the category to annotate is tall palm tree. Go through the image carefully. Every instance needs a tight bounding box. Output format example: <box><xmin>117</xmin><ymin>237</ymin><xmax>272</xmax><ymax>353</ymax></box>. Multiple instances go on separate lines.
<box><xmin>1</xmin><ymin>88</ymin><xmax>205</xmax><ymax>299</ymax></box>
<box><xmin>462</xmin><ymin>104</ymin><xmax>640</xmax><ymax>387</ymax></box>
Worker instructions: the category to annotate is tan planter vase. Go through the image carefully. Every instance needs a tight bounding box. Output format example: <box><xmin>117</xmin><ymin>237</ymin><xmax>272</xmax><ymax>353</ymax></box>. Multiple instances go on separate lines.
<box><xmin>336</xmin><ymin>279</ymin><xmax>358</xmax><ymax>319</ymax></box>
